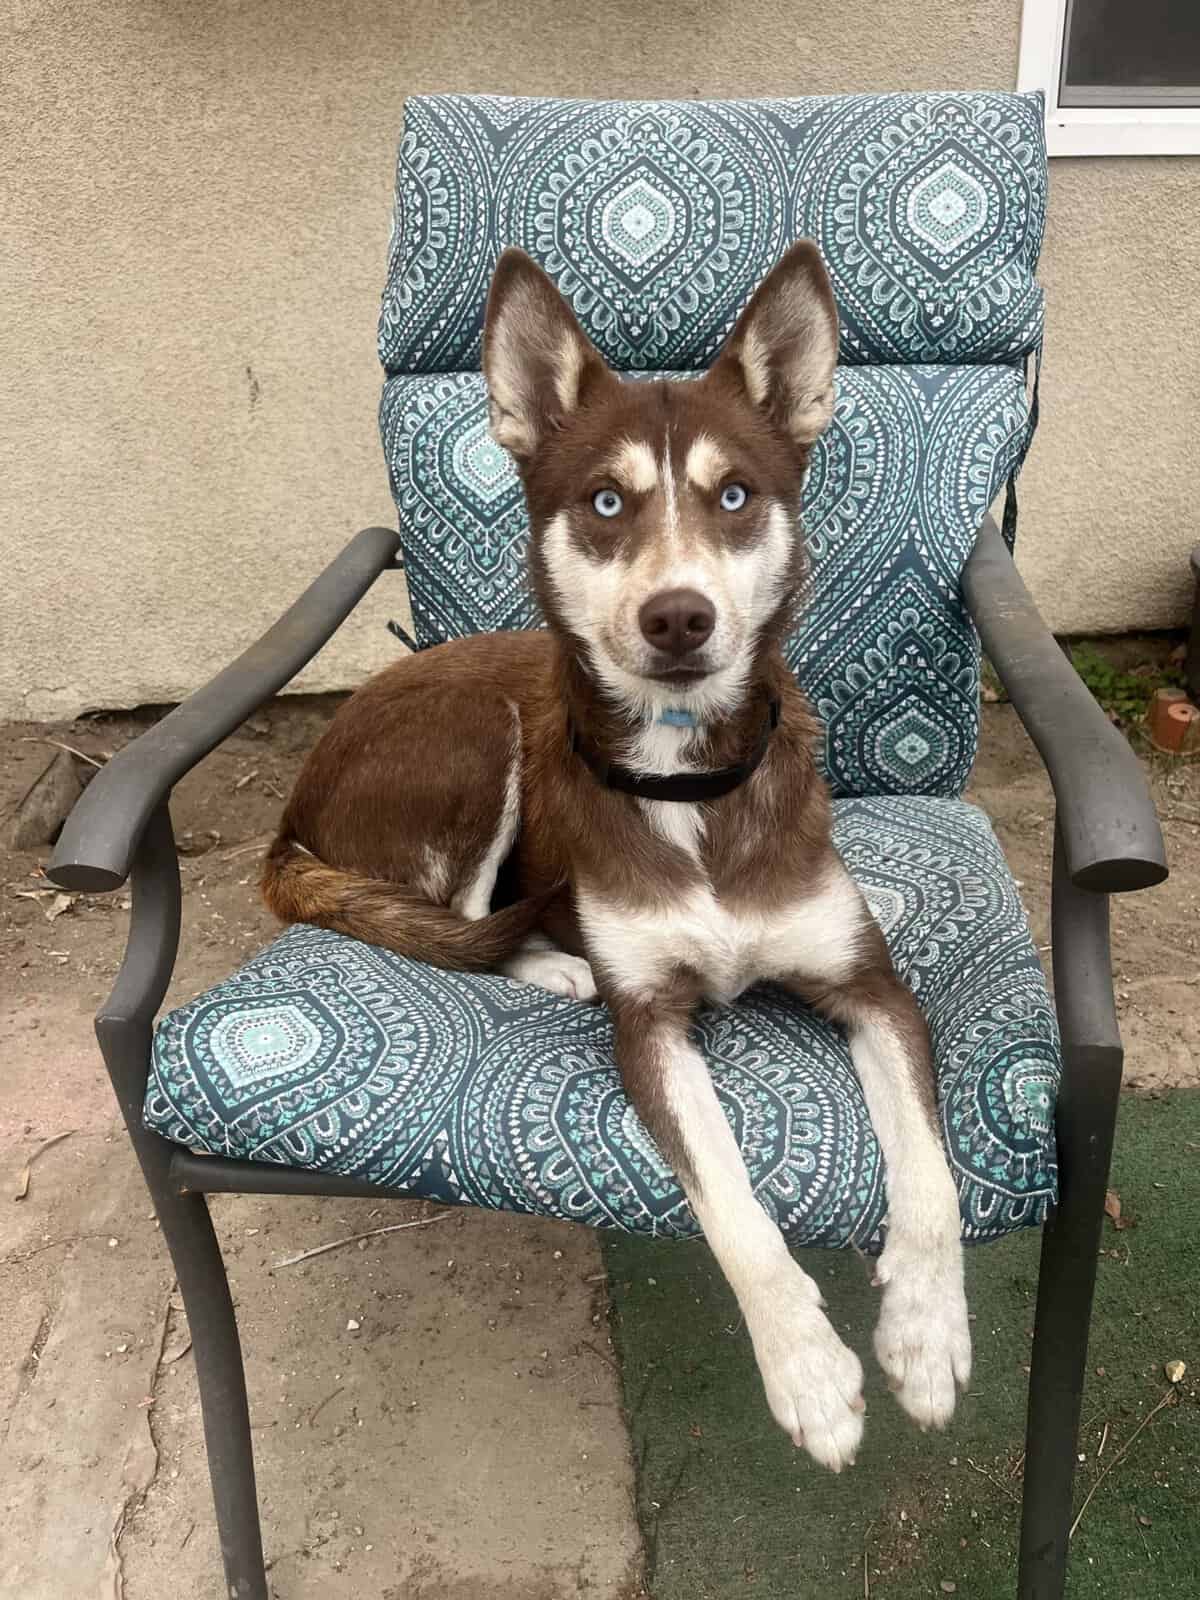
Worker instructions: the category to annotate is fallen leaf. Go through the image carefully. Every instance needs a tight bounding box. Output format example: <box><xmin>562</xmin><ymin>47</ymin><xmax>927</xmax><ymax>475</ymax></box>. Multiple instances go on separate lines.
<box><xmin>44</xmin><ymin>892</ymin><xmax>76</xmax><ymax>923</ymax></box>
<box><xmin>1138</xmin><ymin>1514</ymin><xmax>1153</xmax><ymax>1527</ymax></box>
<box><xmin>1104</xmin><ymin>1189</ymin><xmax>1134</xmax><ymax>1230</ymax></box>
<box><xmin>161</xmin><ymin>1330</ymin><xmax>192</xmax><ymax>1366</ymax></box>
<box><xmin>176</xmin><ymin>829</ymin><xmax>222</xmax><ymax>857</ymax></box>
<box><xmin>12</xmin><ymin>1130</ymin><xmax>74</xmax><ymax>1200</ymax></box>
<box><xmin>940</xmin><ymin>1583</ymin><xmax>958</xmax><ymax>1594</ymax></box>
<box><xmin>1165</xmin><ymin>1360</ymin><xmax>1186</xmax><ymax>1384</ymax></box>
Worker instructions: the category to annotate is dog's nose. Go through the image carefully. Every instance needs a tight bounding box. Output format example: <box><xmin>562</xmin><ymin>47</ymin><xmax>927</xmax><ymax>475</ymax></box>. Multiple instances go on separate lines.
<box><xmin>638</xmin><ymin>588</ymin><xmax>716</xmax><ymax>658</ymax></box>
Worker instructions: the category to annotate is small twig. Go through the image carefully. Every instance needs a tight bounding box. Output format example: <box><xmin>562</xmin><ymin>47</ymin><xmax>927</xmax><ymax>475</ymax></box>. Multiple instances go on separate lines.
<box><xmin>1</xmin><ymin>1233</ymin><xmax>99</xmax><ymax>1265</ymax></box>
<box><xmin>964</xmin><ymin>1456</ymin><xmax>1019</xmax><ymax>1502</ymax></box>
<box><xmin>1122</xmin><ymin>971</ymin><xmax>1200</xmax><ymax>992</ymax></box>
<box><xmin>1161</xmin><ymin>811</ymin><xmax>1200</xmax><ymax>827</ymax></box>
<box><xmin>152</xmin><ymin>1282</ymin><xmax>176</xmax><ymax>1373</ymax></box>
<box><xmin>308</xmin><ymin>1384</ymin><xmax>344</xmax><ymax>1428</ymax></box>
<box><xmin>863</xmin><ymin>1519</ymin><xmax>875</xmax><ymax>1599</ymax></box>
<box><xmin>1136</xmin><ymin>1512</ymin><xmax>1152</xmax><ymax>1562</ymax></box>
<box><xmin>220</xmin><ymin>834</ymin><xmax>272</xmax><ymax>861</ymax></box>
<box><xmin>19</xmin><ymin>736</ymin><xmax>105</xmax><ymax>768</ymax></box>
<box><xmin>581</xmin><ymin>1338</ymin><xmax>621</xmax><ymax>1373</ymax></box>
<box><xmin>13</xmin><ymin>1130</ymin><xmax>74</xmax><ymax>1201</ymax></box>
<box><xmin>1098</xmin><ymin>1420</ymin><xmax>1110</xmax><ymax>1458</ymax></box>
<box><xmin>1070</xmin><ymin>1389</ymin><xmax>1178</xmax><ymax>1540</ymax></box>
<box><xmin>180</xmin><ymin>1522</ymin><xmax>195</xmax><ymax>1550</ymax></box>
<box><xmin>273</xmin><ymin>1211</ymin><xmax>449</xmax><ymax>1268</ymax></box>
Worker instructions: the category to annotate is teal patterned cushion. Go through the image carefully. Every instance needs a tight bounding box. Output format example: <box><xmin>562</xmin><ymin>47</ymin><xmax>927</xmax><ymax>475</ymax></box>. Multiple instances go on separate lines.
<box><xmin>146</xmin><ymin>797</ymin><xmax>1060</xmax><ymax>1249</ymax></box>
<box><xmin>382</xmin><ymin>363</ymin><xmax>1031</xmax><ymax>797</ymax></box>
<box><xmin>379</xmin><ymin>92</ymin><xmax>1046</xmax><ymax>374</ymax></box>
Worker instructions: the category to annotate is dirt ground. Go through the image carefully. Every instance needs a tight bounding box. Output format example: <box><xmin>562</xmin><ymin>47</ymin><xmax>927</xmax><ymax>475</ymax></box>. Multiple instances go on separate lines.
<box><xmin>0</xmin><ymin>702</ymin><xmax>644</xmax><ymax>1599</ymax></box>
<box><xmin>2</xmin><ymin>668</ymin><xmax>1198</xmax><ymax>1598</ymax></box>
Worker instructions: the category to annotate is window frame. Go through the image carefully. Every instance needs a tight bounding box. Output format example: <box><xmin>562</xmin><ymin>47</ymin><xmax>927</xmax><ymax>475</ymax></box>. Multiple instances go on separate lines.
<box><xmin>1018</xmin><ymin>0</ymin><xmax>1200</xmax><ymax>155</ymax></box>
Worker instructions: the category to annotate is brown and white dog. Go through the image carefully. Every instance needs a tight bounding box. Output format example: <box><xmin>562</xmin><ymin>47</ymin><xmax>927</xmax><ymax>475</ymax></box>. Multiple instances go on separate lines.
<box><xmin>263</xmin><ymin>242</ymin><xmax>971</xmax><ymax>1470</ymax></box>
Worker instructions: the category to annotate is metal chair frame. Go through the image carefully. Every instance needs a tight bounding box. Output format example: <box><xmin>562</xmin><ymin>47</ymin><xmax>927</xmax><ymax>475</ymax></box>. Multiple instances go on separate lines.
<box><xmin>49</xmin><ymin>514</ymin><xmax>1167</xmax><ymax>1600</ymax></box>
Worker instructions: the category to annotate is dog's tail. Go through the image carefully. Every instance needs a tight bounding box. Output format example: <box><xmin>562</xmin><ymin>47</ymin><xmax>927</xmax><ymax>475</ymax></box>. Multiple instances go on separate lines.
<box><xmin>261</xmin><ymin>837</ymin><xmax>555</xmax><ymax>971</ymax></box>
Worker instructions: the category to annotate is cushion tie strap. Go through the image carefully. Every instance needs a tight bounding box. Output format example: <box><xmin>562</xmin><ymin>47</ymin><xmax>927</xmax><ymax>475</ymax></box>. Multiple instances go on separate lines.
<box><xmin>569</xmin><ymin>698</ymin><xmax>781</xmax><ymax>804</ymax></box>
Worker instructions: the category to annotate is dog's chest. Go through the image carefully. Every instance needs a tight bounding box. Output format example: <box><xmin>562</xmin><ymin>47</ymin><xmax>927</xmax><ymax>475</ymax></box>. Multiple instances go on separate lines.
<box><xmin>629</xmin><ymin>720</ymin><xmax>709</xmax><ymax>864</ymax></box>
<box><xmin>569</xmin><ymin>716</ymin><xmax>850</xmax><ymax>1003</ymax></box>
<box><xmin>579</xmin><ymin>868</ymin><xmax>862</xmax><ymax>1005</ymax></box>
<box><xmin>586</xmin><ymin>722</ymin><xmax>760</xmax><ymax>1000</ymax></box>
<box><xmin>579</xmin><ymin>882</ymin><xmax>774</xmax><ymax>1004</ymax></box>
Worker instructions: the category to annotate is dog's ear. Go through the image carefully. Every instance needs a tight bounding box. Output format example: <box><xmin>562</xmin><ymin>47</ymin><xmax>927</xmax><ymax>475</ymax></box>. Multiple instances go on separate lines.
<box><xmin>710</xmin><ymin>241</ymin><xmax>840</xmax><ymax>445</ymax></box>
<box><xmin>483</xmin><ymin>248</ymin><xmax>611</xmax><ymax>463</ymax></box>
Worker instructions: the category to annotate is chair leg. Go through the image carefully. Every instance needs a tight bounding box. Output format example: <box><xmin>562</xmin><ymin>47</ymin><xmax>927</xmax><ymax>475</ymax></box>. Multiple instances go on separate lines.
<box><xmin>1018</xmin><ymin>828</ymin><xmax>1124</xmax><ymax>1600</ymax></box>
<box><xmin>90</xmin><ymin>810</ymin><xmax>269</xmax><ymax>1596</ymax></box>
<box><xmin>1016</xmin><ymin>1167</ymin><xmax>1108</xmax><ymax>1599</ymax></box>
<box><xmin>157</xmin><ymin>1187</ymin><xmax>269</xmax><ymax>1600</ymax></box>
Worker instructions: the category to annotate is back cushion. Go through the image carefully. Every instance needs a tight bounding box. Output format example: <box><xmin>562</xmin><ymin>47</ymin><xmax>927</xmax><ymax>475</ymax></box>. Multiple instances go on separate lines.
<box><xmin>379</xmin><ymin>91</ymin><xmax>1046</xmax><ymax>375</ymax></box>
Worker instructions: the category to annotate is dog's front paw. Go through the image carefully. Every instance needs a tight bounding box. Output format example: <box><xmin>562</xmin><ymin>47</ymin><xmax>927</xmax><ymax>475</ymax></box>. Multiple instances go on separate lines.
<box><xmin>745</xmin><ymin>1265</ymin><xmax>865</xmax><ymax>1472</ymax></box>
<box><xmin>501</xmin><ymin>947</ymin><xmax>598</xmax><ymax>1001</ymax></box>
<box><xmin>873</xmin><ymin>1235</ymin><xmax>971</xmax><ymax>1430</ymax></box>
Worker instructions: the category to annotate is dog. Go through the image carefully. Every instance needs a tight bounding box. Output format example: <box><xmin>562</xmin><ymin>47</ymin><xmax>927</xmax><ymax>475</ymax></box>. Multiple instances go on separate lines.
<box><xmin>262</xmin><ymin>242</ymin><xmax>971</xmax><ymax>1471</ymax></box>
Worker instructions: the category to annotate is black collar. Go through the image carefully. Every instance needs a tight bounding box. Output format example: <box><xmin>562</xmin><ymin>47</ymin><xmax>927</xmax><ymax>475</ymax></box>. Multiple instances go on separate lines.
<box><xmin>569</xmin><ymin>697</ymin><xmax>781</xmax><ymax>803</ymax></box>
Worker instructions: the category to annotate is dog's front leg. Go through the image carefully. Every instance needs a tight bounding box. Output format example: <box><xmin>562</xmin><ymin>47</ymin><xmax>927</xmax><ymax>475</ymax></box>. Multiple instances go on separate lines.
<box><xmin>776</xmin><ymin>872</ymin><xmax>971</xmax><ymax>1430</ymax></box>
<box><xmin>610</xmin><ymin>986</ymin><xmax>865</xmax><ymax>1471</ymax></box>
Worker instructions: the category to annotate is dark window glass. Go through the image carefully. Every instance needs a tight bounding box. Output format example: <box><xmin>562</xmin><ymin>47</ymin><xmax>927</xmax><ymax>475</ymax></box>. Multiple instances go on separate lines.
<box><xmin>1060</xmin><ymin>0</ymin><xmax>1200</xmax><ymax>106</ymax></box>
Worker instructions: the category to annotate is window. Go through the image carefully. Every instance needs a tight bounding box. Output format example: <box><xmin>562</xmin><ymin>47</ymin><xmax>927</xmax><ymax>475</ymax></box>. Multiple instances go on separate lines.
<box><xmin>1018</xmin><ymin>0</ymin><xmax>1200</xmax><ymax>154</ymax></box>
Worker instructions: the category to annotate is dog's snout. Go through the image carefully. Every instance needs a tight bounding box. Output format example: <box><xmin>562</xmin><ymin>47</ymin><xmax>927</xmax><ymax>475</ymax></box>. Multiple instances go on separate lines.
<box><xmin>638</xmin><ymin>588</ymin><xmax>716</xmax><ymax>658</ymax></box>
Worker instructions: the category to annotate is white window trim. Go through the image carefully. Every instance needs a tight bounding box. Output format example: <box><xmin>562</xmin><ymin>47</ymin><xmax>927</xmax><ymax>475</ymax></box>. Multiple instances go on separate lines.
<box><xmin>1018</xmin><ymin>0</ymin><xmax>1200</xmax><ymax>156</ymax></box>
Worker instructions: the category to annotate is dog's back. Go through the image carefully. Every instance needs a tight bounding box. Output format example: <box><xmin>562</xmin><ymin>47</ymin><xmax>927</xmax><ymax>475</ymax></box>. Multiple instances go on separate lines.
<box><xmin>262</xmin><ymin>631</ymin><xmax>561</xmax><ymax>965</ymax></box>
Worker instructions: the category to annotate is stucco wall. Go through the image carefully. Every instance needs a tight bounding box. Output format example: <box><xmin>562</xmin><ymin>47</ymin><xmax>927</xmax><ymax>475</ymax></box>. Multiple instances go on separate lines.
<box><xmin>3</xmin><ymin>2</ymin><xmax>1198</xmax><ymax>720</ymax></box>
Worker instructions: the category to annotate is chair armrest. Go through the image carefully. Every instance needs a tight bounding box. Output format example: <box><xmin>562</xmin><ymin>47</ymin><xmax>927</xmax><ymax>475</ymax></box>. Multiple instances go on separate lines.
<box><xmin>47</xmin><ymin>525</ymin><xmax>401</xmax><ymax>894</ymax></box>
<box><xmin>963</xmin><ymin>515</ymin><xmax>1167</xmax><ymax>895</ymax></box>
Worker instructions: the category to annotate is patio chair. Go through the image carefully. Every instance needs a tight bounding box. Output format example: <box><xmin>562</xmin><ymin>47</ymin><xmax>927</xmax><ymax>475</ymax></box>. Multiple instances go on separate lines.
<box><xmin>49</xmin><ymin>91</ymin><xmax>1166</xmax><ymax>1600</ymax></box>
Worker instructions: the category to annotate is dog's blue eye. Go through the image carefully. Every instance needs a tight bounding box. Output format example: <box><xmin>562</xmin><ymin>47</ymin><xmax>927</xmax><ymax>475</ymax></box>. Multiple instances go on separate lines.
<box><xmin>592</xmin><ymin>488</ymin><xmax>623</xmax><ymax>518</ymax></box>
<box><xmin>720</xmin><ymin>483</ymin><xmax>749</xmax><ymax>511</ymax></box>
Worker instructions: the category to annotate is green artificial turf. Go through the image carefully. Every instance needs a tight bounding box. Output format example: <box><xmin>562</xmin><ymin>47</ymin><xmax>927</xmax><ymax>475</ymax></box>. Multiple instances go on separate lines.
<box><xmin>604</xmin><ymin>1092</ymin><xmax>1198</xmax><ymax>1598</ymax></box>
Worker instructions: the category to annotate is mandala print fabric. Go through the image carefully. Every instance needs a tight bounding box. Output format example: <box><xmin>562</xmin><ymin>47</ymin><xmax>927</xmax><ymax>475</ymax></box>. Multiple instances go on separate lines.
<box><xmin>147</xmin><ymin>797</ymin><xmax>1060</xmax><ymax>1250</ymax></box>
<box><xmin>381</xmin><ymin>362</ymin><xmax>1032</xmax><ymax>797</ymax></box>
<box><xmin>378</xmin><ymin>92</ymin><xmax>1046</xmax><ymax>374</ymax></box>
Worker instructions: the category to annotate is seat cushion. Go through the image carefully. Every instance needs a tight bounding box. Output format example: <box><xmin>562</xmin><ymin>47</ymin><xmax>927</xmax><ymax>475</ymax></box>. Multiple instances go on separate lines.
<box><xmin>381</xmin><ymin>363</ymin><xmax>1032</xmax><ymax>798</ymax></box>
<box><xmin>146</xmin><ymin>797</ymin><xmax>1060</xmax><ymax>1251</ymax></box>
<box><xmin>379</xmin><ymin>92</ymin><xmax>1046</xmax><ymax>375</ymax></box>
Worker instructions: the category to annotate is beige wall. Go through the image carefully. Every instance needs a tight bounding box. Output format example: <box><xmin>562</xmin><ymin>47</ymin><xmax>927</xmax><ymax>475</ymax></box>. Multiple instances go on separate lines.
<box><xmin>4</xmin><ymin>1</ymin><xmax>1198</xmax><ymax>721</ymax></box>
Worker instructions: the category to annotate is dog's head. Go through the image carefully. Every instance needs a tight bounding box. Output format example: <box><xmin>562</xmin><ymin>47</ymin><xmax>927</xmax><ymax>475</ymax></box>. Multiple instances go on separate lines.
<box><xmin>483</xmin><ymin>243</ymin><xmax>839</xmax><ymax>718</ymax></box>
